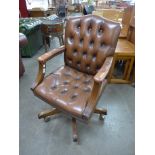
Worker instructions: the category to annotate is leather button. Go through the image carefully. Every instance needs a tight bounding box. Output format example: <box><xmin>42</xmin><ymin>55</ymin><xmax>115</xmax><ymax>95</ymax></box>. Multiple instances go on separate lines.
<box><xmin>51</xmin><ymin>85</ymin><xmax>57</xmax><ymax>90</ymax></box>
<box><xmin>92</xmin><ymin>53</ymin><xmax>97</xmax><ymax>61</ymax></box>
<box><xmin>77</xmin><ymin>25</ymin><xmax>80</xmax><ymax>31</ymax></box>
<box><xmin>61</xmin><ymin>88</ymin><xmax>68</xmax><ymax>94</ymax></box>
<box><xmin>51</xmin><ymin>78</ymin><xmax>58</xmax><ymax>90</ymax></box>
<box><xmin>88</xmin><ymin>28</ymin><xmax>92</xmax><ymax>33</ymax></box>
<box><xmin>98</xmin><ymin>28</ymin><xmax>103</xmax><ymax>35</ymax></box>
<box><xmin>83</xmin><ymin>52</ymin><xmax>87</xmax><ymax>58</ymax></box>
<box><xmin>80</xmin><ymin>39</ymin><xmax>83</xmax><ymax>45</ymax></box>
<box><xmin>73</xmin><ymin>84</ymin><xmax>79</xmax><ymax>89</ymax></box>
<box><xmin>93</xmin><ymin>53</ymin><xmax>97</xmax><ymax>57</ymax></box>
<box><xmin>71</xmin><ymin>93</ymin><xmax>78</xmax><ymax>99</ymax></box>
<box><xmin>63</xmin><ymin>80</ymin><xmax>70</xmax><ymax>85</ymax></box>
<box><xmin>90</xmin><ymin>40</ymin><xmax>94</xmax><ymax>47</ymax></box>
<box><xmin>64</xmin><ymin>72</ymin><xmax>71</xmax><ymax>76</ymax></box>
<box><xmin>75</xmin><ymin>76</ymin><xmax>80</xmax><ymax>80</ymax></box>
<box><xmin>83</xmin><ymin>78</ymin><xmax>91</xmax><ymax>84</ymax></box>
<box><xmin>68</xmin><ymin>60</ymin><xmax>72</xmax><ymax>64</ymax></box>
<box><xmin>101</xmin><ymin>42</ymin><xmax>105</xmax><ymax>48</ymax></box>
<box><xmin>77</xmin><ymin>61</ymin><xmax>81</xmax><ymax>68</ymax></box>
<box><xmin>88</xmin><ymin>24</ymin><xmax>92</xmax><ymax>33</ymax></box>
<box><xmin>77</xmin><ymin>22</ymin><xmax>81</xmax><ymax>29</ymax></box>
<box><xmin>73</xmin><ymin>49</ymin><xmax>77</xmax><ymax>56</ymax></box>
<box><xmin>69</xmin><ymin>37</ymin><xmax>74</xmax><ymax>43</ymax></box>
<box><xmin>83</xmin><ymin>87</ymin><xmax>91</xmax><ymax>92</ymax></box>
<box><xmin>96</xmin><ymin>65</ymin><xmax>100</xmax><ymax>71</ymax></box>
<box><xmin>86</xmin><ymin>65</ymin><xmax>90</xmax><ymax>70</ymax></box>
<box><xmin>92</xmin><ymin>57</ymin><xmax>96</xmax><ymax>61</ymax></box>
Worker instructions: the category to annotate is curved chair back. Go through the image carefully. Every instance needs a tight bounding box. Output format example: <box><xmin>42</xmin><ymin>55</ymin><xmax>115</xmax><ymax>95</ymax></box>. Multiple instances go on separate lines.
<box><xmin>65</xmin><ymin>15</ymin><xmax>121</xmax><ymax>75</ymax></box>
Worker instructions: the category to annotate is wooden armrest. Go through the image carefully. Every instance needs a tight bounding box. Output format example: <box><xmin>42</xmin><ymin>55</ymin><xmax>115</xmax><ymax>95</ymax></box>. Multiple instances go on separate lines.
<box><xmin>82</xmin><ymin>57</ymin><xmax>113</xmax><ymax>121</ymax></box>
<box><xmin>94</xmin><ymin>57</ymin><xmax>113</xmax><ymax>83</ymax></box>
<box><xmin>82</xmin><ymin>79</ymin><xmax>107</xmax><ymax>121</ymax></box>
<box><xmin>31</xmin><ymin>46</ymin><xmax>65</xmax><ymax>90</ymax></box>
<box><xmin>38</xmin><ymin>45</ymin><xmax>65</xmax><ymax>64</ymax></box>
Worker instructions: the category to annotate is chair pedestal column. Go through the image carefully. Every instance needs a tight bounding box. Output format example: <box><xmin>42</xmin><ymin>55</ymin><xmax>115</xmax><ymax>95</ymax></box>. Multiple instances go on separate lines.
<box><xmin>72</xmin><ymin>118</ymin><xmax>79</xmax><ymax>143</ymax></box>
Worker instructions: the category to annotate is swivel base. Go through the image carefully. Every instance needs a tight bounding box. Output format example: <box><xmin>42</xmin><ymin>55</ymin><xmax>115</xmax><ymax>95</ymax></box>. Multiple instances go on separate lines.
<box><xmin>38</xmin><ymin>107</ymin><xmax>107</xmax><ymax>143</ymax></box>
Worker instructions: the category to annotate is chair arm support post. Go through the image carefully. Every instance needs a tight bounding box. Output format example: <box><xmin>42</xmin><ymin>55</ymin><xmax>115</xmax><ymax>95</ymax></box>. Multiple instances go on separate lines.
<box><xmin>82</xmin><ymin>57</ymin><xmax>113</xmax><ymax>121</ymax></box>
<box><xmin>82</xmin><ymin>80</ymin><xmax>107</xmax><ymax>121</ymax></box>
<box><xmin>31</xmin><ymin>62</ymin><xmax>45</xmax><ymax>90</ymax></box>
<box><xmin>31</xmin><ymin>45</ymin><xmax>65</xmax><ymax>90</ymax></box>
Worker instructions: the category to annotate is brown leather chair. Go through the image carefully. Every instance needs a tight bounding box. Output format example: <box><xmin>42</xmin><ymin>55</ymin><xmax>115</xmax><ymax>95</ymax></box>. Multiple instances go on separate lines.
<box><xmin>31</xmin><ymin>15</ymin><xmax>121</xmax><ymax>143</ymax></box>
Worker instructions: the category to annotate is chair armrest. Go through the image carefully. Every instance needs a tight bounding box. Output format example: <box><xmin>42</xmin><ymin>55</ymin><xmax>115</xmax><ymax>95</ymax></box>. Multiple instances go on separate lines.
<box><xmin>82</xmin><ymin>57</ymin><xmax>113</xmax><ymax>121</ymax></box>
<box><xmin>31</xmin><ymin>46</ymin><xmax>65</xmax><ymax>90</ymax></box>
<box><xmin>38</xmin><ymin>45</ymin><xmax>65</xmax><ymax>64</ymax></box>
<box><xmin>94</xmin><ymin>57</ymin><xmax>113</xmax><ymax>83</ymax></box>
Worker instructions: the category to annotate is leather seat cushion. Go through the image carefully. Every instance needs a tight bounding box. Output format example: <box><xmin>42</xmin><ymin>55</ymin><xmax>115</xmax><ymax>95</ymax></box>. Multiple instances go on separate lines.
<box><xmin>34</xmin><ymin>66</ymin><xmax>94</xmax><ymax>118</ymax></box>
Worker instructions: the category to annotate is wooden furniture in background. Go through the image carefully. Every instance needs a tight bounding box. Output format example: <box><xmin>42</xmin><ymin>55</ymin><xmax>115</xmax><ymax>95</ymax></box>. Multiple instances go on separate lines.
<box><xmin>67</xmin><ymin>5</ymin><xmax>75</xmax><ymax>15</ymax></box>
<box><xmin>41</xmin><ymin>18</ymin><xmax>64</xmax><ymax>52</ymax></box>
<box><xmin>108</xmin><ymin>5</ymin><xmax>135</xmax><ymax>84</ymax></box>
<box><xmin>29</xmin><ymin>8</ymin><xmax>51</xmax><ymax>17</ymax></box>
<box><xmin>93</xmin><ymin>5</ymin><xmax>134</xmax><ymax>39</ymax></box>
<box><xmin>92</xmin><ymin>8</ymin><xmax>126</xmax><ymax>38</ymax></box>
<box><xmin>48</xmin><ymin>6</ymin><xmax>56</xmax><ymax>15</ymax></box>
<box><xmin>95</xmin><ymin>0</ymin><xmax>98</xmax><ymax>7</ymax></box>
<box><xmin>93</xmin><ymin>8</ymin><xmax>124</xmax><ymax>22</ymax></box>
<box><xmin>127</xmin><ymin>6</ymin><xmax>135</xmax><ymax>43</ymax></box>
<box><xmin>108</xmin><ymin>39</ymin><xmax>135</xmax><ymax>84</ymax></box>
<box><xmin>120</xmin><ymin>5</ymin><xmax>135</xmax><ymax>38</ymax></box>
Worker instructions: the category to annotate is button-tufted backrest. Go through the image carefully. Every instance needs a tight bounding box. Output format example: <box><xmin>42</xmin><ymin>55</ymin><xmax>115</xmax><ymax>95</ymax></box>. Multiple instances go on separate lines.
<box><xmin>64</xmin><ymin>15</ymin><xmax>121</xmax><ymax>75</ymax></box>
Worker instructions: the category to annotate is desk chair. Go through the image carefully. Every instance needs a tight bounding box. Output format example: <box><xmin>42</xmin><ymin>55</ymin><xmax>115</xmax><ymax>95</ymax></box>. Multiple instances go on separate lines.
<box><xmin>31</xmin><ymin>15</ymin><xmax>121</xmax><ymax>143</ymax></box>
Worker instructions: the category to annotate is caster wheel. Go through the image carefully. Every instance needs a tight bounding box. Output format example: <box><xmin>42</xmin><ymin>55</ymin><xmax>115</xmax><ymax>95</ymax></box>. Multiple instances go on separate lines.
<box><xmin>44</xmin><ymin>116</ymin><xmax>51</xmax><ymax>122</ymax></box>
<box><xmin>73</xmin><ymin>135</ymin><xmax>78</xmax><ymax>142</ymax></box>
<box><xmin>99</xmin><ymin>114</ymin><xmax>104</xmax><ymax>120</ymax></box>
